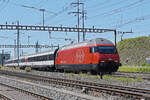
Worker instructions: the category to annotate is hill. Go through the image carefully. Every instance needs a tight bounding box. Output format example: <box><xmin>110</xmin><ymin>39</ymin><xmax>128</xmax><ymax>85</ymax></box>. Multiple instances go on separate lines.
<box><xmin>117</xmin><ymin>36</ymin><xmax>150</xmax><ymax>65</ymax></box>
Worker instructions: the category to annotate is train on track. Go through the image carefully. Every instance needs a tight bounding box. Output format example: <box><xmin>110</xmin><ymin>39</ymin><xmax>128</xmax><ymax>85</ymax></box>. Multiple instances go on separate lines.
<box><xmin>5</xmin><ymin>38</ymin><xmax>121</xmax><ymax>74</ymax></box>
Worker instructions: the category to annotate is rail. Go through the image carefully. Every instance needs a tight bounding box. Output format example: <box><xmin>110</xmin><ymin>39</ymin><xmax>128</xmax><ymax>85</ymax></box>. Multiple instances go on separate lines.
<box><xmin>0</xmin><ymin>93</ymin><xmax>12</xmax><ymax>100</ymax></box>
<box><xmin>0</xmin><ymin>69</ymin><xmax>149</xmax><ymax>100</ymax></box>
<box><xmin>0</xmin><ymin>80</ymin><xmax>53</xmax><ymax>100</ymax></box>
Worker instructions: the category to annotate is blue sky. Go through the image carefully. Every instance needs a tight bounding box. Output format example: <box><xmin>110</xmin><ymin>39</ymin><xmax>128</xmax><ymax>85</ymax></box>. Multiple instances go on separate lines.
<box><xmin>0</xmin><ymin>0</ymin><xmax>150</xmax><ymax>57</ymax></box>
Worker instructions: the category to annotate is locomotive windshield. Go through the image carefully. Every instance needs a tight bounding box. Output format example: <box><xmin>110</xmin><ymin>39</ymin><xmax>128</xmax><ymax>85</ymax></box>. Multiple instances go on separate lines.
<box><xmin>97</xmin><ymin>46</ymin><xmax>117</xmax><ymax>54</ymax></box>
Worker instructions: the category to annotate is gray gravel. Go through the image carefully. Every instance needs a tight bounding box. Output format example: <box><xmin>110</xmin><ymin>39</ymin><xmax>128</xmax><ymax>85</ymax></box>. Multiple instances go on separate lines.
<box><xmin>8</xmin><ymin>69</ymin><xmax>150</xmax><ymax>89</ymax></box>
<box><xmin>0</xmin><ymin>76</ymin><xmax>90</xmax><ymax>100</ymax></box>
<box><xmin>0</xmin><ymin>75</ymin><xmax>127</xmax><ymax>100</ymax></box>
<box><xmin>1</xmin><ymin>69</ymin><xmax>147</xmax><ymax>100</ymax></box>
<box><xmin>0</xmin><ymin>85</ymin><xmax>40</xmax><ymax>100</ymax></box>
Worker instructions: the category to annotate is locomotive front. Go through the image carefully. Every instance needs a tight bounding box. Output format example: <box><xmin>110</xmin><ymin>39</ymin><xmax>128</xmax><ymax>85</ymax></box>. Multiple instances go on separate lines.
<box><xmin>97</xmin><ymin>45</ymin><xmax>121</xmax><ymax>73</ymax></box>
<box><xmin>89</xmin><ymin>39</ymin><xmax>121</xmax><ymax>74</ymax></box>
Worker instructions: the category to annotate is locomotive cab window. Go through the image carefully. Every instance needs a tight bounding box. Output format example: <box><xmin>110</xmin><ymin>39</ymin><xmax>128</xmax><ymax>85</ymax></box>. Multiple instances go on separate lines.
<box><xmin>98</xmin><ymin>46</ymin><xmax>117</xmax><ymax>54</ymax></box>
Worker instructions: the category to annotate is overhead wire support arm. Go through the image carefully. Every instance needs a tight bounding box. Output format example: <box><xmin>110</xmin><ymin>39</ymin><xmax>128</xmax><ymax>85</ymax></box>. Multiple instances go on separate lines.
<box><xmin>0</xmin><ymin>24</ymin><xmax>117</xmax><ymax>46</ymax></box>
<box><xmin>0</xmin><ymin>24</ymin><xmax>115</xmax><ymax>33</ymax></box>
<box><xmin>21</xmin><ymin>5</ymin><xmax>57</xmax><ymax>26</ymax></box>
<box><xmin>118</xmin><ymin>30</ymin><xmax>133</xmax><ymax>41</ymax></box>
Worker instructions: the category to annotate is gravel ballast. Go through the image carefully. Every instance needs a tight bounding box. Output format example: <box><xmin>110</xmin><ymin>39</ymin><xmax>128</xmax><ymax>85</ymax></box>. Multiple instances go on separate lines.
<box><xmin>0</xmin><ymin>75</ymin><xmax>103</xmax><ymax>100</ymax></box>
<box><xmin>1</xmin><ymin>69</ymin><xmax>149</xmax><ymax>100</ymax></box>
<box><xmin>8</xmin><ymin>69</ymin><xmax>150</xmax><ymax>89</ymax></box>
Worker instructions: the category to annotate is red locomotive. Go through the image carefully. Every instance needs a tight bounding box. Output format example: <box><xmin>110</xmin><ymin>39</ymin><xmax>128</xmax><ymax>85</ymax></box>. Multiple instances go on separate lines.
<box><xmin>55</xmin><ymin>38</ymin><xmax>121</xmax><ymax>74</ymax></box>
<box><xmin>5</xmin><ymin>38</ymin><xmax>121</xmax><ymax>76</ymax></box>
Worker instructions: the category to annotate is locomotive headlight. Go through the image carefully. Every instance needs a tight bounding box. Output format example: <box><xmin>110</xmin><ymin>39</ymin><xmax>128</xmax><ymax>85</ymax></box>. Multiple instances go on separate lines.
<box><xmin>114</xmin><ymin>60</ymin><xmax>118</xmax><ymax>62</ymax></box>
<box><xmin>100</xmin><ymin>61</ymin><xmax>105</xmax><ymax>62</ymax></box>
<box><xmin>108</xmin><ymin>58</ymin><xmax>112</xmax><ymax>61</ymax></box>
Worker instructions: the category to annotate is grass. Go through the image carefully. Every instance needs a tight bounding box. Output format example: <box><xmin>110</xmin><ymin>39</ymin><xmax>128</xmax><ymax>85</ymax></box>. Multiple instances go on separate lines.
<box><xmin>68</xmin><ymin>71</ymin><xmax>143</xmax><ymax>82</ymax></box>
<box><xmin>118</xmin><ymin>66</ymin><xmax>150</xmax><ymax>73</ymax></box>
<box><xmin>103</xmin><ymin>75</ymin><xmax>143</xmax><ymax>82</ymax></box>
<box><xmin>94</xmin><ymin>75</ymin><xmax>100</xmax><ymax>79</ymax></box>
<box><xmin>79</xmin><ymin>72</ymin><xmax>89</xmax><ymax>77</ymax></box>
<box><xmin>15</xmin><ymin>67</ymin><xmax>20</xmax><ymax>70</ymax></box>
<box><xmin>0</xmin><ymin>66</ymin><xmax>10</xmax><ymax>70</ymax></box>
<box><xmin>70</xmin><ymin>72</ymin><xmax>75</xmax><ymax>77</ymax></box>
<box><xmin>117</xmin><ymin>36</ymin><xmax>150</xmax><ymax>65</ymax></box>
<box><xmin>0</xmin><ymin>66</ymin><xmax>21</xmax><ymax>70</ymax></box>
<box><xmin>25</xmin><ymin>67</ymin><xmax>32</xmax><ymax>72</ymax></box>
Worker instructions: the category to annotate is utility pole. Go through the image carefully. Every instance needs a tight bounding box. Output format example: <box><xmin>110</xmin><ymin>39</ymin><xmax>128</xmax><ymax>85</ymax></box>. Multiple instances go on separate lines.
<box><xmin>70</xmin><ymin>0</ymin><xmax>83</xmax><ymax>42</ymax></box>
<box><xmin>35</xmin><ymin>41</ymin><xmax>39</xmax><ymax>53</ymax></box>
<box><xmin>28</xmin><ymin>36</ymin><xmax>31</xmax><ymax>45</ymax></box>
<box><xmin>1</xmin><ymin>50</ymin><xmax>4</xmax><ymax>66</ymax></box>
<box><xmin>48</xmin><ymin>31</ymin><xmax>51</xmax><ymax>39</ymax></box>
<box><xmin>77</xmin><ymin>0</ymin><xmax>80</xmax><ymax>42</ymax></box>
<box><xmin>40</xmin><ymin>9</ymin><xmax>45</xmax><ymax>26</ymax></box>
<box><xmin>21</xmin><ymin>5</ymin><xmax>47</xmax><ymax>26</ymax></box>
<box><xmin>82</xmin><ymin>4</ymin><xmax>86</xmax><ymax>41</ymax></box>
<box><xmin>114</xmin><ymin>30</ymin><xmax>117</xmax><ymax>47</ymax></box>
<box><xmin>17</xmin><ymin>21</ymin><xmax>20</xmax><ymax>66</ymax></box>
<box><xmin>14</xmin><ymin>39</ymin><xmax>16</xmax><ymax>57</ymax></box>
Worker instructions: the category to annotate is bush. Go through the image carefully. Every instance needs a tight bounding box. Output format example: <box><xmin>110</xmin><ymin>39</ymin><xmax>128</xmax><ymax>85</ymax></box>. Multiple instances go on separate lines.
<box><xmin>117</xmin><ymin>36</ymin><xmax>150</xmax><ymax>65</ymax></box>
<box><xmin>141</xmin><ymin>62</ymin><xmax>150</xmax><ymax>67</ymax></box>
<box><xmin>25</xmin><ymin>67</ymin><xmax>31</xmax><ymax>72</ymax></box>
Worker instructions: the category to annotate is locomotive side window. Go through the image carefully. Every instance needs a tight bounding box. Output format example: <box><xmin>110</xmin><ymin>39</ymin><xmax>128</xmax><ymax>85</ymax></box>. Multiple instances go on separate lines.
<box><xmin>90</xmin><ymin>47</ymin><xmax>98</xmax><ymax>53</ymax></box>
<box><xmin>90</xmin><ymin>47</ymin><xmax>95</xmax><ymax>53</ymax></box>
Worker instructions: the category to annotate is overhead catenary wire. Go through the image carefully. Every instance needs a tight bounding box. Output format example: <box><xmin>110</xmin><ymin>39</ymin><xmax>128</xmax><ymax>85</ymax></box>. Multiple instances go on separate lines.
<box><xmin>0</xmin><ymin>0</ymin><xmax>9</xmax><ymax>13</ymax></box>
<box><xmin>20</xmin><ymin>5</ymin><xmax>57</xmax><ymax>26</ymax></box>
<box><xmin>41</xmin><ymin>3</ymin><xmax>74</xmax><ymax>25</ymax></box>
<box><xmin>87</xmin><ymin>0</ymin><xmax>111</xmax><ymax>10</ymax></box>
<box><xmin>89</xmin><ymin>0</ymin><xmax>145</xmax><ymax>19</ymax></box>
<box><xmin>88</xmin><ymin>0</ymin><xmax>129</xmax><ymax>12</ymax></box>
<box><xmin>35</xmin><ymin>0</ymin><xmax>48</xmax><ymax>8</ymax></box>
<box><xmin>21</xmin><ymin>5</ymin><xmax>57</xmax><ymax>15</ymax></box>
<box><xmin>111</xmin><ymin>14</ymin><xmax>150</xmax><ymax>28</ymax></box>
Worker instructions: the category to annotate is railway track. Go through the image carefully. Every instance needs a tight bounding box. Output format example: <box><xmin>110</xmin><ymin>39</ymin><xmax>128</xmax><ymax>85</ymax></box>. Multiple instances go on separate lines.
<box><xmin>0</xmin><ymin>93</ymin><xmax>11</xmax><ymax>100</ymax></box>
<box><xmin>113</xmin><ymin>72</ymin><xmax>150</xmax><ymax>80</ymax></box>
<box><xmin>0</xmin><ymin>80</ymin><xmax>53</xmax><ymax>100</ymax></box>
<box><xmin>118</xmin><ymin>71</ymin><xmax>150</xmax><ymax>74</ymax></box>
<box><xmin>0</xmin><ymin>70</ymin><xmax>150</xmax><ymax>100</ymax></box>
